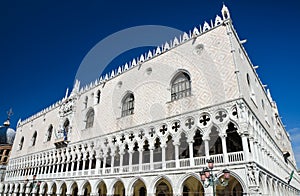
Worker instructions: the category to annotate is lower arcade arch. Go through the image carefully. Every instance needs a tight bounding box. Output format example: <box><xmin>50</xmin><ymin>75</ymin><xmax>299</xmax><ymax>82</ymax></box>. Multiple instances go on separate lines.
<box><xmin>70</xmin><ymin>182</ymin><xmax>79</xmax><ymax>196</ymax></box>
<box><xmin>41</xmin><ymin>183</ymin><xmax>48</xmax><ymax>196</ymax></box>
<box><xmin>155</xmin><ymin>178</ymin><xmax>173</xmax><ymax>196</ymax></box>
<box><xmin>216</xmin><ymin>174</ymin><xmax>244</xmax><ymax>196</ymax></box>
<box><xmin>60</xmin><ymin>183</ymin><xmax>67</xmax><ymax>196</ymax></box>
<box><xmin>48</xmin><ymin>183</ymin><xmax>57</xmax><ymax>196</ymax></box>
<box><xmin>97</xmin><ymin>181</ymin><xmax>107</xmax><ymax>196</ymax></box>
<box><xmin>113</xmin><ymin>181</ymin><xmax>125</xmax><ymax>196</ymax></box>
<box><xmin>182</xmin><ymin>176</ymin><xmax>204</xmax><ymax>196</ymax></box>
<box><xmin>132</xmin><ymin>179</ymin><xmax>147</xmax><ymax>196</ymax></box>
<box><xmin>82</xmin><ymin>181</ymin><xmax>91</xmax><ymax>196</ymax></box>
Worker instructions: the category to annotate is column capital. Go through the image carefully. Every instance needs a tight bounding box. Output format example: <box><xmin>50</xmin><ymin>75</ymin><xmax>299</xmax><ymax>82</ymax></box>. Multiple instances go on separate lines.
<box><xmin>219</xmin><ymin>133</ymin><xmax>227</xmax><ymax>138</ymax></box>
<box><xmin>160</xmin><ymin>144</ymin><xmax>167</xmax><ymax>148</ymax></box>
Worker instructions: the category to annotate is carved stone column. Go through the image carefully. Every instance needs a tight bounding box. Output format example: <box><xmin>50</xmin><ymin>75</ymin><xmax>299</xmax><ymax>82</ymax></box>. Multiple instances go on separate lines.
<box><xmin>138</xmin><ymin>148</ymin><xmax>143</xmax><ymax>171</ymax></box>
<box><xmin>102</xmin><ymin>155</ymin><xmax>107</xmax><ymax>174</ymax></box>
<box><xmin>220</xmin><ymin>133</ymin><xmax>228</xmax><ymax>163</ymax></box>
<box><xmin>249</xmin><ymin>137</ymin><xmax>255</xmax><ymax>160</ymax></box>
<box><xmin>188</xmin><ymin>141</ymin><xmax>194</xmax><ymax>166</ymax></box>
<box><xmin>128</xmin><ymin>150</ymin><xmax>133</xmax><ymax>172</ymax></box>
<box><xmin>173</xmin><ymin>142</ymin><xmax>180</xmax><ymax>168</ymax></box>
<box><xmin>204</xmin><ymin>138</ymin><xmax>210</xmax><ymax>160</ymax></box>
<box><xmin>95</xmin><ymin>155</ymin><xmax>102</xmax><ymax>174</ymax></box>
<box><xmin>241</xmin><ymin>133</ymin><xmax>250</xmax><ymax>162</ymax></box>
<box><xmin>149</xmin><ymin>146</ymin><xmax>154</xmax><ymax>170</ymax></box>
<box><xmin>119</xmin><ymin>150</ymin><xmax>124</xmax><ymax>174</ymax></box>
<box><xmin>161</xmin><ymin>144</ymin><xmax>166</xmax><ymax>169</ymax></box>
<box><xmin>110</xmin><ymin>152</ymin><xmax>115</xmax><ymax>174</ymax></box>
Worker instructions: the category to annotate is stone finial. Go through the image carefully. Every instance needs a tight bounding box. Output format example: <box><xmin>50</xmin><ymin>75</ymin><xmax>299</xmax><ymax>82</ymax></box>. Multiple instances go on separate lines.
<box><xmin>221</xmin><ymin>4</ymin><xmax>230</xmax><ymax>20</ymax></box>
<box><xmin>155</xmin><ymin>46</ymin><xmax>161</xmax><ymax>55</ymax></box>
<box><xmin>124</xmin><ymin>63</ymin><xmax>129</xmax><ymax>71</ymax></box>
<box><xmin>71</xmin><ymin>79</ymin><xmax>80</xmax><ymax>96</ymax></box>
<box><xmin>215</xmin><ymin>15</ymin><xmax>223</xmax><ymax>26</ymax></box>
<box><xmin>203</xmin><ymin>21</ymin><xmax>211</xmax><ymax>32</ymax></box>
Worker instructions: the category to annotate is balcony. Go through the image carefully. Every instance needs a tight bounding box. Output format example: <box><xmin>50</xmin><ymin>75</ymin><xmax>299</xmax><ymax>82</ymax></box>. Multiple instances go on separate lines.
<box><xmin>8</xmin><ymin>151</ymin><xmax>246</xmax><ymax>182</ymax></box>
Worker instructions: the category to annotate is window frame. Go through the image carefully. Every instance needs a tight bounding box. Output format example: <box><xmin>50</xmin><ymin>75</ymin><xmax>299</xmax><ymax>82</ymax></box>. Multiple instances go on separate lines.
<box><xmin>85</xmin><ymin>108</ymin><xmax>95</xmax><ymax>129</ymax></box>
<box><xmin>46</xmin><ymin>125</ymin><xmax>53</xmax><ymax>142</ymax></box>
<box><xmin>170</xmin><ymin>71</ymin><xmax>191</xmax><ymax>101</ymax></box>
<box><xmin>121</xmin><ymin>93</ymin><xmax>135</xmax><ymax>117</ymax></box>
<box><xmin>32</xmin><ymin>131</ymin><xmax>37</xmax><ymax>146</ymax></box>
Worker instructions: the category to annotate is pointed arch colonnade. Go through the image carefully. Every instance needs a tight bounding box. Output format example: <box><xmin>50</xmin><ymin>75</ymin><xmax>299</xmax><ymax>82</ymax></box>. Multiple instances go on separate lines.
<box><xmin>3</xmin><ymin>101</ymin><xmax>300</xmax><ymax>195</ymax></box>
<box><xmin>0</xmin><ymin>172</ymin><xmax>247</xmax><ymax>196</ymax></box>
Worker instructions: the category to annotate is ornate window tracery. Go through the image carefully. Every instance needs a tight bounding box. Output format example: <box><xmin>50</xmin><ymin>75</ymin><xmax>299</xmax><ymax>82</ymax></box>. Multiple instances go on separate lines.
<box><xmin>171</xmin><ymin>72</ymin><xmax>191</xmax><ymax>101</ymax></box>
<box><xmin>85</xmin><ymin>109</ymin><xmax>95</xmax><ymax>129</ymax></box>
<box><xmin>121</xmin><ymin>93</ymin><xmax>134</xmax><ymax>117</ymax></box>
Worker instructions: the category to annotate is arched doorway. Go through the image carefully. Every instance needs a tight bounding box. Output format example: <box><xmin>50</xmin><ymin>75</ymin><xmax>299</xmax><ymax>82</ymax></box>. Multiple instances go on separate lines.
<box><xmin>182</xmin><ymin>176</ymin><xmax>204</xmax><ymax>196</ymax></box>
<box><xmin>132</xmin><ymin>179</ymin><xmax>147</xmax><ymax>196</ymax></box>
<box><xmin>113</xmin><ymin>181</ymin><xmax>125</xmax><ymax>196</ymax></box>
<box><xmin>216</xmin><ymin>175</ymin><xmax>243</xmax><ymax>196</ymax></box>
<box><xmin>97</xmin><ymin>181</ymin><xmax>107</xmax><ymax>196</ymax></box>
<box><xmin>82</xmin><ymin>181</ymin><xmax>91</xmax><ymax>196</ymax></box>
<box><xmin>155</xmin><ymin>179</ymin><xmax>173</xmax><ymax>196</ymax></box>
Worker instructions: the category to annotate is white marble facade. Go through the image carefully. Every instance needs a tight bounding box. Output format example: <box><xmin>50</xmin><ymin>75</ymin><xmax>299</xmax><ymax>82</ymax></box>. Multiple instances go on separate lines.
<box><xmin>1</xmin><ymin>5</ymin><xmax>300</xmax><ymax>196</ymax></box>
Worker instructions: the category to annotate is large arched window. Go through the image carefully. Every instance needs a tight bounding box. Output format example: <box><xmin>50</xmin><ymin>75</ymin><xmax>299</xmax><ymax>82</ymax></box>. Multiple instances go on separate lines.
<box><xmin>32</xmin><ymin>131</ymin><xmax>37</xmax><ymax>146</ymax></box>
<box><xmin>86</xmin><ymin>109</ymin><xmax>95</xmax><ymax>129</ymax></box>
<box><xmin>171</xmin><ymin>72</ymin><xmax>191</xmax><ymax>101</ymax></box>
<box><xmin>121</xmin><ymin>93</ymin><xmax>134</xmax><ymax>117</ymax></box>
<box><xmin>19</xmin><ymin>137</ymin><xmax>24</xmax><ymax>150</ymax></box>
<box><xmin>46</xmin><ymin>125</ymin><xmax>53</xmax><ymax>142</ymax></box>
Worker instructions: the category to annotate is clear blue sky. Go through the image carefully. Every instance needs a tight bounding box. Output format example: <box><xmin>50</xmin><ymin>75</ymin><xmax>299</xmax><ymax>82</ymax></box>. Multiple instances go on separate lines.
<box><xmin>0</xmin><ymin>0</ymin><xmax>299</xmax><ymax>166</ymax></box>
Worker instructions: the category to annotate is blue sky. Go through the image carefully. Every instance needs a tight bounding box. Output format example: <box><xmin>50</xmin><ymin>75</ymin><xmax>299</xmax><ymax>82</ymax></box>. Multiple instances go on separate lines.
<box><xmin>0</xmin><ymin>1</ymin><xmax>299</xmax><ymax>167</ymax></box>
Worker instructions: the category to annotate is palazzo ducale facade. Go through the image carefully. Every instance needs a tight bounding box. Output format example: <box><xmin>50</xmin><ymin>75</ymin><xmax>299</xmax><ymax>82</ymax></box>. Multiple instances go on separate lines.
<box><xmin>1</xmin><ymin>5</ymin><xmax>300</xmax><ymax>196</ymax></box>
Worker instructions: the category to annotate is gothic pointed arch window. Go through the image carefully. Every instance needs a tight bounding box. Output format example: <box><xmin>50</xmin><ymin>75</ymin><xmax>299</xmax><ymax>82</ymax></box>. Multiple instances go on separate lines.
<box><xmin>46</xmin><ymin>125</ymin><xmax>53</xmax><ymax>142</ymax></box>
<box><xmin>63</xmin><ymin>119</ymin><xmax>70</xmax><ymax>140</ymax></box>
<box><xmin>171</xmin><ymin>71</ymin><xmax>191</xmax><ymax>101</ymax></box>
<box><xmin>193</xmin><ymin>129</ymin><xmax>204</xmax><ymax>157</ymax></box>
<box><xmin>121</xmin><ymin>93</ymin><xmax>134</xmax><ymax>117</ymax></box>
<box><xmin>226</xmin><ymin>122</ymin><xmax>243</xmax><ymax>153</ymax></box>
<box><xmin>19</xmin><ymin>137</ymin><xmax>24</xmax><ymax>150</ymax></box>
<box><xmin>32</xmin><ymin>131</ymin><xmax>37</xmax><ymax>146</ymax></box>
<box><xmin>85</xmin><ymin>108</ymin><xmax>95</xmax><ymax>129</ymax></box>
<box><xmin>247</xmin><ymin>73</ymin><xmax>256</xmax><ymax>103</ymax></box>
<box><xmin>209</xmin><ymin>127</ymin><xmax>223</xmax><ymax>155</ymax></box>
